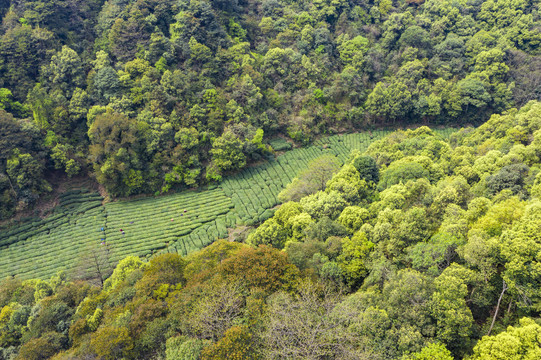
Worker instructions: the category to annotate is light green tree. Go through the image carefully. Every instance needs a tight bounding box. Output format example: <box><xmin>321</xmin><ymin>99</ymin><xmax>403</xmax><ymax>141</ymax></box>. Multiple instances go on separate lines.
<box><xmin>278</xmin><ymin>155</ymin><xmax>341</xmax><ymax>202</ymax></box>
<box><xmin>470</xmin><ymin>318</ymin><xmax>541</xmax><ymax>360</ymax></box>
<box><xmin>337</xmin><ymin>231</ymin><xmax>374</xmax><ymax>288</ymax></box>
<box><xmin>209</xmin><ymin>131</ymin><xmax>246</xmax><ymax>174</ymax></box>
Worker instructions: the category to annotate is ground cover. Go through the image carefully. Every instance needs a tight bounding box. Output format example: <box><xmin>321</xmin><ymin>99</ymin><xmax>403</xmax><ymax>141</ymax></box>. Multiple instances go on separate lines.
<box><xmin>0</xmin><ymin>129</ymin><xmax>456</xmax><ymax>279</ymax></box>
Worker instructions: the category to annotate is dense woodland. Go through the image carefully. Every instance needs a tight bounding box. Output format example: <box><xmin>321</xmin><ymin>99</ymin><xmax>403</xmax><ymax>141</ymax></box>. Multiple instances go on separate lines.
<box><xmin>2</xmin><ymin>0</ymin><xmax>541</xmax><ymax>359</ymax></box>
<box><xmin>0</xmin><ymin>0</ymin><xmax>540</xmax><ymax>218</ymax></box>
<box><xmin>3</xmin><ymin>102</ymin><xmax>541</xmax><ymax>359</ymax></box>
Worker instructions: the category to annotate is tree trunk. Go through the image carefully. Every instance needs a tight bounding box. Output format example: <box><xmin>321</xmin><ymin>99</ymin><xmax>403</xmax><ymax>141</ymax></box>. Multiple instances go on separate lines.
<box><xmin>487</xmin><ymin>280</ymin><xmax>508</xmax><ymax>336</ymax></box>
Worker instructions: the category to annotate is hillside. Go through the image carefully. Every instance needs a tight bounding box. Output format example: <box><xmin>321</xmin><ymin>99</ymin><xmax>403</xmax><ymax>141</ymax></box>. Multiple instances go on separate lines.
<box><xmin>2</xmin><ymin>102</ymin><xmax>541</xmax><ymax>359</ymax></box>
<box><xmin>0</xmin><ymin>128</ymin><xmax>455</xmax><ymax>281</ymax></box>
<box><xmin>0</xmin><ymin>0</ymin><xmax>539</xmax><ymax>220</ymax></box>
<box><xmin>1</xmin><ymin>0</ymin><xmax>541</xmax><ymax>359</ymax></box>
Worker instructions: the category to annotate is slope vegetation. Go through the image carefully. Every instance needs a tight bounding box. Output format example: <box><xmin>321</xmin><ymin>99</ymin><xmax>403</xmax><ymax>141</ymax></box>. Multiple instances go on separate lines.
<box><xmin>0</xmin><ymin>128</ymin><xmax>454</xmax><ymax>279</ymax></box>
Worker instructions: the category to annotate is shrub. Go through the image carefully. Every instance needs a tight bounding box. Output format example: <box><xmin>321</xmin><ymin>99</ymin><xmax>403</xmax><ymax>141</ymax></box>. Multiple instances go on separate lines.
<box><xmin>166</xmin><ymin>336</ymin><xmax>210</xmax><ymax>360</ymax></box>
<box><xmin>90</xmin><ymin>326</ymin><xmax>133</xmax><ymax>360</ymax></box>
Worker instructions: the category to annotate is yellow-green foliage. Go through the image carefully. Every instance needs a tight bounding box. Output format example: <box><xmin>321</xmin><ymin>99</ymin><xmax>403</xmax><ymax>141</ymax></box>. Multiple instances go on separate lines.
<box><xmin>103</xmin><ymin>256</ymin><xmax>146</xmax><ymax>291</ymax></box>
<box><xmin>86</xmin><ymin>308</ymin><xmax>103</xmax><ymax>331</ymax></box>
<box><xmin>200</xmin><ymin>326</ymin><xmax>257</xmax><ymax>360</ymax></box>
<box><xmin>471</xmin><ymin>318</ymin><xmax>541</xmax><ymax>359</ymax></box>
<box><xmin>90</xmin><ymin>326</ymin><xmax>134</xmax><ymax>360</ymax></box>
<box><xmin>0</xmin><ymin>305</ymin><xmax>13</xmax><ymax>327</ymax></box>
<box><xmin>166</xmin><ymin>336</ymin><xmax>210</xmax><ymax>360</ymax></box>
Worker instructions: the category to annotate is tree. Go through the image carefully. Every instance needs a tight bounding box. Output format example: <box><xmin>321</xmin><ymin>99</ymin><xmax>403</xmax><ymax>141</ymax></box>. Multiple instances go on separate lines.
<box><xmin>0</xmin><ymin>25</ymin><xmax>55</xmax><ymax>99</ymax></box>
<box><xmin>365</xmin><ymin>81</ymin><xmax>412</xmax><ymax>121</ymax></box>
<box><xmin>500</xmin><ymin>201</ymin><xmax>541</xmax><ymax>311</ymax></box>
<box><xmin>218</xmin><ymin>245</ymin><xmax>300</xmax><ymax>294</ymax></box>
<box><xmin>304</xmin><ymin>216</ymin><xmax>348</xmax><ymax>242</ymax></box>
<box><xmin>166</xmin><ymin>336</ymin><xmax>210</xmax><ymax>360</ymax></box>
<box><xmin>43</xmin><ymin>46</ymin><xmax>84</xmax><ymax>98</ymax></box>
<box><xmin>71</xmin><ymin>242</ymin><xmax>113</xmax><ymax>288</ymax></box>
<box><xmin>486</xmin><ymin>163</ymin><xmax>529</xmax><ymax>197</ymax></box>
<box><xmin>200</xmin><ymin>326</ymin><xmax>257</xmax><ymax>360</ymax></box>
<box><xmin>471</xmin><ymin>318</ymin><xmax>541</xmax><ymax>360</ymax></box>
<box><xmin>15</xmin><ymin>331</ymin><xmax>64</xmax><ymax>360</ymax></box>
<box><xmin>188</xmin><ymin>37</ymin><xmax>212</xmax><ymax>69</ymax></box>
<box><xmin>172</xmin><ymin>280</ymin><xmax>245</xmax><ymax>341</ymax></box>
<box><xmin>338</xmin><ymin>206</ymin><xmax>370</xmax><ymax>233</ymax></box>
<box><xmin>209</xmin><ymin>131</ymin><xmax>246</xmax><ymax>176</ymax></box>
<box><xmin>109</xmin><ymin>11</ymin><xmax>150</xmax><ymax>62</ymax></box>
<box><xmin>337</xmin><ymin>232</ymin><xmax>374</xmax><ymax>288</ymax></box>
<box><xmin>352</xmin><ymin>155</ymin><xmax>379</xmax><ymax>184</ymax></box>
<box><xmin>136</xmin><ymin>253</ymin><xmax>187</xmax><ymax>297</ymax></box>
<box><xmin>338</xmin><ymin>35</ymin><xmax>369</xmax><ymax>66</ymax></box>
<box><xmin>26</xmin><ymin>299</ymin><xmax>73</xmax><ymax>340</ymax></box>
<box><xmin>406</xmin><ymin>343</ymin><xmax>453</xmax><ymax>360</ymax></box>
<box><xmin>409</xmin><ymin>232</ymin><xmax>464</xmax><ymax>276</ymax></box>
<box><xmin>300</xmin><ymin>191</ymin><xmax>348</xmax><ymax>220</ymax></box>
<box><xmin>103</xmin><ymin>256</ymin><xmax>146</xmax><ymax>291</ymax></box>
<box><xmin>398</xmin><ymin>26</ymin><xmax>431</xmax><ymax>50</ymax></box>
<box><xmin>88</xmin><ymin>112</ymin><xmax>146</xmax><ymax>196</ymax></box>
<box><xmin>0</xmin><ymin>88</ymin><xmax>27</xmax><ymax>117</ymax></box>
<box><xmin>183</xmin><ymin>240</ymin><xmax>245</xmax><ymax>281</ymax></box>
<box><xmin>278</xmin><ymin>155</ymin><xmax>341</xmax><ymax>202</ymax></box>
<box><xmin>326</xmin><ymin>164</ymin><xmax>373</xmax><ymax>204</ymax></box>
<box><xmin>430</xmin><ymin>264</ymin><xmax>474</xmax><ymax>353</ymax></box>
<box><xmin>378</xmin><ymin>160</ymin><xmax>430</xmax><ymax>190</ymax></box>
<box><xmin>6</xmin><ymin>149</ymin><xmax>50</xmax><ymax>210</ymax></box>
<box><xmin>26</xmin><ymin>83</ymin><xmax>54</xmax><ymax>130</ymax></box>
<box><xmin>0</xmin><ymin>109</ymin><xmax>46</xmax><ymax>216</ymax></box>
<box><xmin>90</xmin><ymin>326</ymin><xmax>134</xmax><ymax>360</ymax></box>
<box><xmin>94</xmin><ymin>66</ymin><xmax>120</xmax><ymax>100</ymax></box>
<box><xmin>247</xmin><ymin>218</ymin><xmax>288</xmax><ymax>249</ymax></box>
<box><xmin>263</xmin><ymin>281</ymin><xmax>346</xmax><ymax>359</ymax></box>
<box><xmin>379</xmin><ymin>269</ymin><xmax>435</xmax><ymax>356</ymax></box>
<box><xmin>457</xmin><ymin>77</ymin><xmax>491</xmax><ymax>113</ymax></box>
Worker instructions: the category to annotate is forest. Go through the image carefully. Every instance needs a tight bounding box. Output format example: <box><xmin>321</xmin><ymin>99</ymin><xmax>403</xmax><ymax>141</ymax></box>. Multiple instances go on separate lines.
<box><xmin>3</xmin><ymin>103</ymin><xmax>541</xmax><ymax>359</ymax></box>
<box><xmin>1</xmin><ymin>0</ymin><xmax>541</xmax><ymax>359</ymax></box>
<box><xmin>0</xmin><ymin>0</ymin><xmax>539</xmax><ymax>218</ymax></box>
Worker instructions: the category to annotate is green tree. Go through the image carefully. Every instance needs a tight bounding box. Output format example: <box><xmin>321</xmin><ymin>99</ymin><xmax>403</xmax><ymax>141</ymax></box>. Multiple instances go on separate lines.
<box><xmin>103</xmin><ymin>255</ymin><xmax>146</xmax><ymax>291</ymax></box>
<box><xmin>337</xmin><ymin>232</ymin><xmax>374</xmax><ymax>288</ymax></box>
<box><xmin>500</xmin><ymin>201</ymin><xmax>541</xmax><ymax>311</ymax></box>
<box><xmin>300</xmin><ymin>190</ymin><xmax>348</xmax><ymax>220</ymax></box>
<box><xmin>471</xmin><ymin>318</ymin><xmax>541</xmax><ymax>360</ymax></box>
<box><xmin>430</xmin><ymin>264</ymin><xmax>474</xmax><ymax>352</ymax></box>
<box><xmin>166</xmin><ymin>336</ymin><xmax>210</xmax><ymax>360</ymax></box>
<box><xmin>326</xmin><ymin>164</ymin><xmax>373</xmax><ymax>204</ymax></box>
<box><xmin>15</xmin><ymin>331</ymin><xmax>64</xmax><ymax>360</ymax></box>
<box><xmin>26</xmin><ymin>84</ymin><xmax>54</xmax><ymax>130</ymax></box>
<box><xmin>209</xmin><ymin>131</ymin><xmax>246</xmax><ymax>176</ymax></box>
<box><xmin>352</xmin><ymin>155</ymin><xmax>379</xmax><ymax>184</ymax></box>
<box><xmin>366</xmin><ymin>81</ymin><xmax>413</xmax><ymax>121</ymax></box>
<box><xmin>338</xmin><ymin>35</ymin><xmax>369</xmax><ymax>67</ymax></box>
<box><xmin>278</xmin><ymin>155</ymin><xmax>341</xmax><ymax>202</ymax></box>
<box><xmin>42</xmin><ymin>45</ymin><xmax>84</xmax><ymax>98</ymax></box>
<box><xmin>406</xmin><ymin>343</ymin><xmax>453</xmax><ymax>360</ymax></box>
<box><xmin>247</xmin><ymin>218</ymin><xmax>287</xmax><ymax>249</ymax></box>
<box><xmin>379</xmin><ymin>160</ymin><xmax>430</xmax><ymax>190</ymax></box>
<box><xmin>338</xmin><ymin>206</ymin><xmax>370</xmax><ymax>233</ymax></box>
<box><xmin>6</xmin><ymin>149</ymin><xmax>50</xmax><ymax>209</ymax></box>
<box><xmin>201</xmin><ymin>326</ymin><xmax>257</xmax><ymax>360</ymax></box>
<box><xmin>90</xmin><ymin>326</ymin><xmax>134</xmax><ymax>360</ymax></box>
<box><xmin>88</xmin><ymin>112</ymin><xmax>146</xmax><ymax>196</ymax></box>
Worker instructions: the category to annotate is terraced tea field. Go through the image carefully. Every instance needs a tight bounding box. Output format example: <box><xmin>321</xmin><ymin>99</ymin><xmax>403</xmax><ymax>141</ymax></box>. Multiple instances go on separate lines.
<box><xmin>104</xmin><ymin>188</ymin><xmax>233</xmax><ymax>262</ymax></box>
<box><xmin>0</xmin><ymin>190</ymin><xmax>106</xmax><ymax>280</ymax></box>
<box><xmin>0</xmin><ymin>129</ymin><xmax>456</xmax><ymax>280</ymax></box>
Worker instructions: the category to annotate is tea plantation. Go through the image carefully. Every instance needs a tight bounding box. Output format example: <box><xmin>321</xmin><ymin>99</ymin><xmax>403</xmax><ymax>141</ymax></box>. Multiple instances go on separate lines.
<box><xmin>0</xmin><ymin>129</ymin><xmax>456</xmax><ymax>280</ymax></box>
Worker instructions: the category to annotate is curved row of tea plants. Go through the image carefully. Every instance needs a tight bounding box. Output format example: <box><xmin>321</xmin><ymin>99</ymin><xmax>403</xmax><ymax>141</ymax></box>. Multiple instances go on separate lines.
<box><xmin>0</xmin><ymin>129</ymin><xmax>456</xmax><ymax>279</ymax></box>
<box><xmin>0</xmin><ymin>189</ymin><xmax>106</xmax><ymax>280</ymax></box>
<box><xmin>104</xmin><ymin>188</ymin><xmax>233</xmax><ymax>262</ymax></box>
